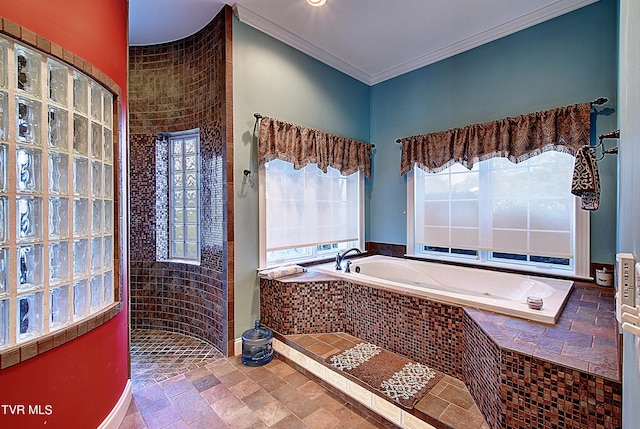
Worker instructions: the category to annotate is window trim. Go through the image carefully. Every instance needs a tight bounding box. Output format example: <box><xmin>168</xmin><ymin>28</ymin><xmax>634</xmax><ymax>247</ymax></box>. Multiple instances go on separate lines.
<box><xmin>258</xmin><ymin>162</ymin><xmax>365</xmax><ymax>269</ymax></box>
<box><xmin>155</xmin><ymin>129</ymin><xmax>201</xmax><ymax>266</ymax></box>
<box><xmin>406</xmin><ymin>162</ymin><xmax>591</xmax><ymax>279</ymax></box>
<box><xmin>166</xmin><ymin>130</ymin><xmax>201</xmax><ymax>263</ymax></box>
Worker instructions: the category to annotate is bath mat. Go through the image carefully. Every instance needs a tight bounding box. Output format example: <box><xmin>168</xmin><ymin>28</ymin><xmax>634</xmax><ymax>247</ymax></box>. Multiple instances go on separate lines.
<box><xmin>326</xmin><ymin>343</ymin><xmax>443</xmax><ymax>409</ymax></box>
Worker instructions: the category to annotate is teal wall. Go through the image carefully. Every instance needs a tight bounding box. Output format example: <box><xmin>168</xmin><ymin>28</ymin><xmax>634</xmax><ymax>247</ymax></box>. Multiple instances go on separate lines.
<box><xmin>232</xmin><ymin>0</ymin><xmax>618</xmax><ymax>337</ymax></box>
<box><xmin>232</xmin><ymin>17</ymin><xmax>370</xmax><ymax>337</ymax></box>
<box><xmin>369</xmin><ymin>0</ymin><xmax>618</xmax><ymax>265</ymax></box>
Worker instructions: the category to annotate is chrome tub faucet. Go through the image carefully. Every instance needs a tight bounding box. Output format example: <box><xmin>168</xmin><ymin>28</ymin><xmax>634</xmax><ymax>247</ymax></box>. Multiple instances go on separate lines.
<box><xmin>335</xmin><ymin>247</ymin><xmax>362</xmax><ymax>270</ymax></box>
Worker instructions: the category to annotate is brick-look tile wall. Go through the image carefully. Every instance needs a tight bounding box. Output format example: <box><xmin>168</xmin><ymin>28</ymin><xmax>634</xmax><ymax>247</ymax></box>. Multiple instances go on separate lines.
<box><xmin>128</xmin><ymin>7</ymin><xmax>233</xmax><ymax>354</ymax></box>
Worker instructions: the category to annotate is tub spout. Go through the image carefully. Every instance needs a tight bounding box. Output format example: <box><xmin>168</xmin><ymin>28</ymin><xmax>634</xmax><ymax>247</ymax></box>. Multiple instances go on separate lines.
<box><xmin>335</xmin><ymin>247</ymin><xmax>362</xmax><ymax>270</ymax></box>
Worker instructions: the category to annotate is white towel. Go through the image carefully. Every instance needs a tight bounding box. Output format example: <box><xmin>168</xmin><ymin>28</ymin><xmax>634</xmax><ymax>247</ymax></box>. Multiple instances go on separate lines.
<box><xmin>571</xmin><ymin>145</ymin><xmax>600</xmax><ymax>210</ymax></box>
<box><xmin>258</xmin><ymin>265</ymin><xmax>307</xmax><ymax>280</ymax></box>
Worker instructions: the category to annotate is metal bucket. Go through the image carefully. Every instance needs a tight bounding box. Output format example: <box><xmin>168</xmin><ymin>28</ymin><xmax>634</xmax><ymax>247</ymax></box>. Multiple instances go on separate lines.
<box><xmin>241</xmin><ymin>320</ymin><xmax>274</xmax><ymax>366</ymax></box>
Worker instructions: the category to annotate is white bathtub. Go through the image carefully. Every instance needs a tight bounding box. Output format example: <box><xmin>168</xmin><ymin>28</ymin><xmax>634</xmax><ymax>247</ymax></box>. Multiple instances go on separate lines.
<box><xmin>315</xmin><ymin>255</ymin><xmax>573</xmax><ymax>324</ymax></box>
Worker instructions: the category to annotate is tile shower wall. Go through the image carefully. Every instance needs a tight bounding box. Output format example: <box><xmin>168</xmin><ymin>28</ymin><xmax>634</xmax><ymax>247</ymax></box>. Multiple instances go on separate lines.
<box><xmin>128</xmin><ymin>7</ymin><xmax>233</xmax><ymax>354</ymax></box>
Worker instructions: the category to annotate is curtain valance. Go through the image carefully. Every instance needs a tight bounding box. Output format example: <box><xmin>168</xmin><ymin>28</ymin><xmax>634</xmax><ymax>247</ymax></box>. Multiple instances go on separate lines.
<box><xmin>258</xmin><ymin>116</ymin><xmax>373</xmax><ymax>179</ymax></box>
<box><xmin>399</xmin><ymin>102</ymin><xmax>591</xmax><ymax>175</ymax></box>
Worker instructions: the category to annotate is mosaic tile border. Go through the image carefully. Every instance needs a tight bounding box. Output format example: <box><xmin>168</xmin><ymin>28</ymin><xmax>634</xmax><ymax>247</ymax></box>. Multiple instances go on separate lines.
<box><xmin>0</xmin><ymin>18</ymin><xmax>121</xmax><ymax>97</ymax></box>
<box><xmin>0</xmin><ymin>303</ymin><xmax>122</xmax><ymax>370</ymax></box>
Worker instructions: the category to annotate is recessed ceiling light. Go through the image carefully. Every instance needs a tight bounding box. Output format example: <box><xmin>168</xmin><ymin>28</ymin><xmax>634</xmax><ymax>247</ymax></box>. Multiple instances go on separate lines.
<box><xmin>307</xmin><ymin>0</ymin><xmax>327</xmax><ymax>7</ymax></box>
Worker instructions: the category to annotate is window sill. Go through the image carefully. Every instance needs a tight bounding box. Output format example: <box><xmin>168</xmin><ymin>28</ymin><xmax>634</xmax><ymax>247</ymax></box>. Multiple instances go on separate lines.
<box><xmin>0</xmin><ymin>301</ymin><xmax>122</xmax><ymax>370</ymax></box>
<box><xmin>405</xmin><ymin>253</ymin><xmax>592</xmax><ymax>282</ymax></box>
<box><xmin>158</xmin><ymin>258</ymin><xmax>201</xmax><ymax>266</ymax></box>
<box><xmin>259</xmin><ymin>251</ymin><xmax>369</xmax><ymax>272</ymax></box>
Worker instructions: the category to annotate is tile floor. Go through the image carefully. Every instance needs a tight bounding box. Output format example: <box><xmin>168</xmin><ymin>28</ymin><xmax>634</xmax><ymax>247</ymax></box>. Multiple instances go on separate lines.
<box><xmin>119</xmin><ymin>330</ymin><xmax>392</xmax><ymax>429</ymax></box>
<box><xmin>284</xmin><ymin>332</ymin><xmax>488</xmax><ymax>429</ymax></box>
<box><xmin>129</xmin><ymin>330</ymin><xmax>224</xmax><ymax>387</ymax></box>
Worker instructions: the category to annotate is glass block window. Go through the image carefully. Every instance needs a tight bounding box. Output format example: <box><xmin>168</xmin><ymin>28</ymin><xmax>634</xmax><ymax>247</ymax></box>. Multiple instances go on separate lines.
<box><xmin>168</xmin><ymin>133</ymin><xmax>200</xmax><ymax>262</ymax></box>
<box><xmin>0</xmin><ymin>35</ymin><xmax>116</xmax><ymax>349</ymax></box>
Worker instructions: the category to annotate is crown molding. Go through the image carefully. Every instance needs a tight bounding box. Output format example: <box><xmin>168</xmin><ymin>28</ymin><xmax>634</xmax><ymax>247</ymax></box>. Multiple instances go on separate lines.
<box><xmin>233</xmin><ymin>4</ymin><xmax>373</xmax><ymax>83</ymax></box>
<box><xmin>235</xmin><ymin>0</ymin><xmax>599</xmax><ymax>86</ymax></box>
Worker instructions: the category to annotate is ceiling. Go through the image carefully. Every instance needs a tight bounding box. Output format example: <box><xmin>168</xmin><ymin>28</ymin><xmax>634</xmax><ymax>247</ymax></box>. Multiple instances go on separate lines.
<box><xmin>129</xmin><ymin>0</ymin><xmax>598</xmax><ymax>85</ymax></box>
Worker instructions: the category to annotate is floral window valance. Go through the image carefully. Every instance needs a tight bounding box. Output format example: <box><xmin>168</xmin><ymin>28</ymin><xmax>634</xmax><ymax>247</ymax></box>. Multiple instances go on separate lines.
<box><xmin>399</xmin><ymin>102</ymin><xmax>591</xmax><ymax>175</ymax></box>
<box><xmin>257</xmin><ymin>116</ymin><xmax>373</xmax><ymax>179</ymax></box>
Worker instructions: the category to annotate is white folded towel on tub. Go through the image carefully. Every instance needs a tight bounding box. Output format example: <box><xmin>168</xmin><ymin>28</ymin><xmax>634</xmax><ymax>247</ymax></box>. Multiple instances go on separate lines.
<box><xmin>258</xmin><ymin>265</ymin><xmax>307</xmax><ymax>280</ymax></box>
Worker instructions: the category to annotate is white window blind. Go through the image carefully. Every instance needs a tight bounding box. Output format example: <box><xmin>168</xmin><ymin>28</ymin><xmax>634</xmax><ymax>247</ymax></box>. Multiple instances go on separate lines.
<box><xmin>264</xmin><ymin>159</ymin><xmax>360</xmax><ymax>252</ymax></box>
<box><xmin>414</xmin><ymin>151</ymin><xmax>576</xmax><ymax>259</ymax></box>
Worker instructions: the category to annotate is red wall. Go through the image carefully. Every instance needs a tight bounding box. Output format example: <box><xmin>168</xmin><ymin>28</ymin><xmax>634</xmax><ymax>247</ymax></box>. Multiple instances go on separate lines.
<box><xmin>0</xmin><ymin>1</ymin><xmax>129</xmax><ymax>428</ymax></box>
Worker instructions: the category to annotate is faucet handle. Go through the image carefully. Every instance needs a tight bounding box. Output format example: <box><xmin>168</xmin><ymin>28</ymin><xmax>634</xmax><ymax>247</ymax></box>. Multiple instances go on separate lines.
<box><xmin>344</xmin><ymin>260</ymin><xmax>352</xmax><ymax>273</ymax></box>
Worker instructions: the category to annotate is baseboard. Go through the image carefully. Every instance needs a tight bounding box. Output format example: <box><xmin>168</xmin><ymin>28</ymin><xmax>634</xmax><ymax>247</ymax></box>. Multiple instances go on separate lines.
<box><xmin>234</xmin><ymin>337</ymin><xmax>243</xmax><ymax>356</ymax></box>
<box><xmin>97</xmin><ymin>379</ymin><xmax>132</xmax><ymax>429</ymax></box>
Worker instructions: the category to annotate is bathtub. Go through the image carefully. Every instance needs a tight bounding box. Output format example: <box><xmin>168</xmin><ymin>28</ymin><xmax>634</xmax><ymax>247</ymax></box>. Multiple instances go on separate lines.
<box><xmin>315</xmin><ymin>255</ymin><xmax>573</xmax><ymax>324</ymax></box>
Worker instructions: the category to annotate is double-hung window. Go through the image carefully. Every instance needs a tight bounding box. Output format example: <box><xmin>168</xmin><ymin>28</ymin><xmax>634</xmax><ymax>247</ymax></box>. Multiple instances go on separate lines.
<box><xmin>259</xmin><ymin>159</ymin><xmax>364</xmax><ymax>267</ymax></box>
<box><xmin>408</xmin><ymin>151</ymin><xmax>589</xmax><ymax>277</ymax></box>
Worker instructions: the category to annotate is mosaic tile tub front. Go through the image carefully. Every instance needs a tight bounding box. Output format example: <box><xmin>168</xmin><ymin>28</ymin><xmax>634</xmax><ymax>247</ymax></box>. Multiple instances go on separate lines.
<box><xmin>261</xmin><ymin>273</ymin><xmax>466</xmax><ymax>379</ymax></box>
<box><xmin>260</xmin><ymin>272</ymin><xmax>621</xmax><ymax>429</ymax></box>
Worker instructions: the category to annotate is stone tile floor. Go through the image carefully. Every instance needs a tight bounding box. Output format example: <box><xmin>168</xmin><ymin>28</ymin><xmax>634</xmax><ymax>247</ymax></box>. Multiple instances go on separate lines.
<box><xmin>119</xmin><ymin>330</ymin><xmax>391</xmax><ymax>429</ymax></box>
<box><xmin>285</xmin><ymin>332</ymin><xmax>489</xmax><ymax>429</ymax></box>
<box><xmin>129</xmin><ymin>330</ymin><xmax>224</xmax><ymax>386</ymax></box>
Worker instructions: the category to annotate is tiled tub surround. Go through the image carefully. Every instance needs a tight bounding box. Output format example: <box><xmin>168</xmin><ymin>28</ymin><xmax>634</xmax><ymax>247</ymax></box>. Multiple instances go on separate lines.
<box><xmin>260</xmin><ymin>272</ymin><xmax>621</xmax><ymax>429</ymax></box>
<box><xmin>128</xmin><ymin>7</ymin><xmax>234</xmax><ymax>354</ymax></box>
<box><xmin>261</xmin><ymin>272</ymin><xmax>465</xmax><ymax>377</ymax></box>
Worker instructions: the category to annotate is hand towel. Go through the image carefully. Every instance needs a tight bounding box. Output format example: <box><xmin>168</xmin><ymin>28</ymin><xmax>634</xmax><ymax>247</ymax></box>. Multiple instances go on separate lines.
<box><xmin>571</xmin><ymin>145</ymin><xmax>600</xmax><ymax>210</ymax></box>
<box><xmin>258</xmin><ymin>265</ymin><xmax>307</xmax><ymax>280</ymax></box>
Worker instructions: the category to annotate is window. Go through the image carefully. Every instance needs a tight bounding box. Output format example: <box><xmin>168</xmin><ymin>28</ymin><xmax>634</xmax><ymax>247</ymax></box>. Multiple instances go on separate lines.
<box><xmin>0</xmin><ymin>36</ymin><xmax>116</xmax><ymax>349</ymax></box>
<box><xmin>259</xmin><ymin>159</ymin><xmax>363</xmax><ymax>267</ymax></box>
<box><xmin>168</xmin><ymin>132</ymin><xmax>200</xmax><ymax>262</ymax></box>
<box><xmin>408</xmin><ymin>151</ymin><xmax>590</xmax><ymax>277</ymax></box>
